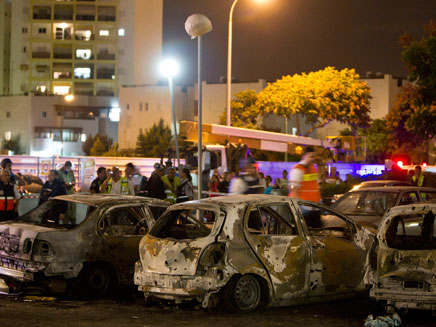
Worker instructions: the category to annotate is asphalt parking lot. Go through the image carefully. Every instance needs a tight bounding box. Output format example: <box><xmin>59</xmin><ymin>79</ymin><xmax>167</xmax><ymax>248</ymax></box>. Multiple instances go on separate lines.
<box><xmin>0</xmin><ymin>293</ymin><xmax>434</xmax><ymax>327</ymax></box>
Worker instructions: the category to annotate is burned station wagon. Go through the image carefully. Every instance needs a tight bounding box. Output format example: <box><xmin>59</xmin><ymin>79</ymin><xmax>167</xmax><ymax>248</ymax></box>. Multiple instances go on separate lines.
<box><xmin>134</xmin><ymin>195</ymin><xmax>374</xmax><ymax>310</ymax></box>
<box><xmin>366</xmin><ymin>203</ymin><xmax>436</xmax><ymax>313</ymax></box>
<box><xmin>0</xmin><ymin>194</ymin><xmax>168</xmax><ymax>295</ymax></box>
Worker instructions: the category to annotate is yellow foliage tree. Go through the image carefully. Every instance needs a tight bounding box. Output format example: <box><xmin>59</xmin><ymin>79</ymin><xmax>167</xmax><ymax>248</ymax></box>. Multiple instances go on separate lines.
<box><xmin>219</xmin><ymin>89</ymin><xmax>260</xmax><ymax>129</ymax></box>
<box><xmin>257</xmin><ymin>67</ymin><xmax>371</xmax><ymax>136</ymax></box>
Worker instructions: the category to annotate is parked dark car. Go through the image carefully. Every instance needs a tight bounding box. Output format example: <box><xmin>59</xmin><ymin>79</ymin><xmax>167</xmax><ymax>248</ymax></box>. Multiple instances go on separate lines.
<box><xmin>332</xmin><ymin>186</ymin><xmax>436</xmax><ymax>226</ymax></box>
<box><xmin>0</xmin><ymin>194</ymin><xmax>168</xmax><ymax>296</ymax></box>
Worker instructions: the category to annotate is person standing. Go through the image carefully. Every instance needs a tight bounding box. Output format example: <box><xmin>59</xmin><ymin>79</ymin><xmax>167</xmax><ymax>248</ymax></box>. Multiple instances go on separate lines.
<box><xmin>0</xmin><ymin>169</ymin><xmax>20</xmax><ymax>221</ymax></box>
<box><xmin>100</xmin><ymin>166</ymin><xmax>134</xmax><ymax>195</ymax></box>
<box><xmin>264</xmin><ymin>175</ymin><xmax>273</xmax><ymax>194</ymax></box>
<box><xmin>58</xmin><ymin>161</ymin><xmax>76</xmax><ymax>194</ymax></box>
<box><xmin>145</xmin><ymin>163</ymin><xmax>166</xmax><ymax>200</ymax></box>
<box><xmin>218</xmin><ymin>172</ymin><xmax>232</xmax><ymax>194</ymax></box>
<box><xmin>177</xmin><ymin>168</ymin><xmax>194</xmax><ymax>203</ymax></box>
<box><xmin>162</xmin><ymin>167</ymin><xmax>180</xmax><ymax>203</ymax></box>
<box><xmin>280</xmin><ymin>169</ymin><xmax>289</xmax><ymax>195</ymax></box>
<box><xmin>208</xmin><ymin>174</ymin><xmax>219</xmax><ymax>197</ymax></box>
<box><xmin>411</xmin><ymin>165</ymin><xmax>426</xmax><ymax>187</ymax></box>
<box><xmin>289</xmin><ymin>146</ymin><xmax>320</xmax><ymax>202</ymax></box>
<box><xmin>89</xmin><ymin>167</ymin><xmax>107</xmax><ymax>194</ymax></box>
<box><xmin>125</xmin><ymin>163</ymin><xmax>145</xmax><ymax>195</ymax></box>
<box><xmin>1</xmin><ymin>158</ymin><xmax>25</xmax><ymax>186</ymax></box>
<box><xmin>39</xmin><ymin>170</ymin><xmax>67</xmax><ymax>205</ymax></box>
<box><xmin>230</xmin><ymin>158</ymin><xmax>262</xmax><ymax>195</ymax></box>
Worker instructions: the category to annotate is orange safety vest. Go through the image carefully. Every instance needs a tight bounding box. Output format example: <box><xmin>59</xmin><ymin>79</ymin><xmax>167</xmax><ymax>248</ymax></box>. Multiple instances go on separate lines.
<box><xmin>290</xmin><ymin>164</ymin><xmax>320</xmax><ymax>202</ymax></box>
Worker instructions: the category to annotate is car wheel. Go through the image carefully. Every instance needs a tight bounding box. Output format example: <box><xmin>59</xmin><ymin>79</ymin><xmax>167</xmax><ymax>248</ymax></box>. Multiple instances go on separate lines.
<box><xmin>80</xmin><ymin>263</ymin><xmax>112</xmax><ymax>297</ymax></box>
<box><xmin>226</xmin><ymin>275</ymin><xmax>261</xmax><ymax>311</ymax></box>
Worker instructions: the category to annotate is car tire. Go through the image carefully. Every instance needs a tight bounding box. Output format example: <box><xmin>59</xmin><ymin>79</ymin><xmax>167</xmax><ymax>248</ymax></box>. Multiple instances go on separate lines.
<box><xmin>79</xmin><ymin>263</ymin><xmax>112</xmax><ymax>297</ymax></box>
<box><xmin>225</xmin><ymin>275</ymin><xmax>262</xmax><ymax>311</ymax></box>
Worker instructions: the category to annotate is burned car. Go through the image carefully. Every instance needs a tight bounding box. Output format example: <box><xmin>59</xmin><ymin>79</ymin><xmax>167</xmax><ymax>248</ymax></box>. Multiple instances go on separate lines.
<box><xmin>0</xmin><ymin>194</ymin><xmax>168</xmax><ymax>295</ymax></box>
<box><xmin>366</xmin><ymin>203</ymin><xmax>436</xmax><ymax>313</ymax></box>
<box><xmin>332</xmin><ymin>186</ymin><xmax>436</xmax><ymax>227</ymax></box>
<box><xmin>134</xmin><ymin>195</ymin><xmax>374</xmax><ymax>310</ymax></box>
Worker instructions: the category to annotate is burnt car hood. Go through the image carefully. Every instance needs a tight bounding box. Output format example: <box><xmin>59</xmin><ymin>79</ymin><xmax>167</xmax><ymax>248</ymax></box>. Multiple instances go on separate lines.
<box><xmin>0</xmin><ymin>222</ymin><xmax>58</xmax><ymax>260</ymax></box>
<box><xmin>139</xmin><ymin>235</ymin><xmax>213</xmax><ymax>276</ymax></box>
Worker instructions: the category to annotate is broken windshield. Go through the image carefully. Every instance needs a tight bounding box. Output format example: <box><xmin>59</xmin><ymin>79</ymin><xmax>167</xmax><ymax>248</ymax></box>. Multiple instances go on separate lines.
<box><xmin>149</xmin><ymin>208</ymin><xmax>218</xmax><ymax>240</ymax></box>
<box><xmin>334</xmin><ymin>191</ymin><xmax>398</xmax><ymax>216</ymax></box>
<box><xmin>17</xmin><ymin>199</ymin><xmax>96</xmax><ymax>229</ymax></box>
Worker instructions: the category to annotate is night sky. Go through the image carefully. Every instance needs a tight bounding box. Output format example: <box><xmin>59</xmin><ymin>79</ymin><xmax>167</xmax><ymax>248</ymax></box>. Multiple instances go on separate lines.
<box><xmin>162</xmin><ymin>0</ymin><xmax>436</xmax><ymax>84</ymax></box>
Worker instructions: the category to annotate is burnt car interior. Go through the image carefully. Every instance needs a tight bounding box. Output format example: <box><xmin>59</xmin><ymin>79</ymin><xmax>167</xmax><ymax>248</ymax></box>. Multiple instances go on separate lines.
<box><xmin>385</xmin><ymin>211</ymin><xmax>436</xmax><ymax>250</ymax></box>
<box><xmin>150</xmin><ymin>209</ymin><xmax>215</xmax><ymax>240</ymax></box>
<box><xmin>298</xmin><ymin>203</ymin><xmax>353</xmax><ymax>240</ymax></box>
<box><xmin>247</xmin><ymin>203</ymin><xmax>298</xmax><ymax>235</ymax></box>
<box><xmin>99</xmin><ymin>206</ymin><xmax>148</xmax><ymax>236</ymax></box>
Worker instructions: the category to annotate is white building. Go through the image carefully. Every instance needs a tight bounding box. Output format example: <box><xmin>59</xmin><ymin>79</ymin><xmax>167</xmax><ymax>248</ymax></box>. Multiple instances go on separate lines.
<box><xmin>117</xmin><ymin>74</ymin><xmax>404</xmax><ymax>150</ymax></box>
<box><xmin>0</xmin><ymin>0</ymin><xmax>163</xmax><ymax>155</ymax></box>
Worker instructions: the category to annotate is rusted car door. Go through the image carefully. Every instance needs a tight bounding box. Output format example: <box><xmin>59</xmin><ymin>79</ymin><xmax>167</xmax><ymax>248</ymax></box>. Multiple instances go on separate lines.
<box><xmin>244</xmin><ymin>202</ymin><xmax>310</xmax><ymax>301</ymax></box>
<box><xmin>97</xmin><ymin>204</ymin><xmax>154</xmax><ymax>283</ymax></box>
<box><xmin>297</xmin><ymin>202</ymin><xmax>366</xmax><ymax>297</ymax></box>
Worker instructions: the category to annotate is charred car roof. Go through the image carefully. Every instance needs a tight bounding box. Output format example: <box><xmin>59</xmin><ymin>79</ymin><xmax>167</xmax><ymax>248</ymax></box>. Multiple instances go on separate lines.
<box><xmin>52</xmin><ymin>194</ymin><xmax>169</xmax><ymax>206</ymax></box>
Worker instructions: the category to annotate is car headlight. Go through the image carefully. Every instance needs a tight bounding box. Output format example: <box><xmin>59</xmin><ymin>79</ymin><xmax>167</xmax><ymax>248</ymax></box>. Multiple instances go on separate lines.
<box><xmin>32</xmin><ymin>240</ymin><xmax>55</xmax><ymax>262</ymax></box>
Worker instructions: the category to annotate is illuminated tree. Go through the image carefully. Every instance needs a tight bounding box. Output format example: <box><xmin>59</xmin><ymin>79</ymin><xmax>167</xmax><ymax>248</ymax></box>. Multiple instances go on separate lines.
<box><xmin>135</xmin><ymin>119</ymin><xmax>172</xmax><ymax>158</ymax></box>
<box><xmin>257</xmin><ymin>67</ymin><xmax>371</xmax><ymax>136</ymax></box>
<box><xmin>219</xmin><ymin>89</ymin><xmax>260</xmax><ymax>129</ymax></box>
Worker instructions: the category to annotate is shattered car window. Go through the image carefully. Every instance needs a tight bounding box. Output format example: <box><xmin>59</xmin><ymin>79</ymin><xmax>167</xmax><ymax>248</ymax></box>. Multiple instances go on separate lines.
<box><xmin>334</xmin><ymin>191</ymin><xmax>398</xmax><ymax>216</ymax></box>
<box><xmin>247</xmin><ymin>204</ymin><xmax>298</xmax><ymax>236</ymax></box>
<box><xmin>149</xmin><ymin>209</ymin><xmax>217</xmax><ymax>240</ymax></box>
<box><xmin>422</xmin><ymin>191</ymin><xmax>436</xmax><ymax>203</ymax></box>
<box><xmin>100</xmin><ymin>206</ymin><xmax>147</xmax><ymax>236</ymax></box>
<box><xmin>18</xmin><ymin>199</ymin><xmax>95</xmax><ymax>229</ymax></box>
<box><xmin>298</xmin><ymin>203</ymin><xmax>352</xmax><ymax>239</ymax></box>
<box><xmin>385</xmin><ymin>211</ymin><xmax>436</xmax><ymax>250</ymax></box>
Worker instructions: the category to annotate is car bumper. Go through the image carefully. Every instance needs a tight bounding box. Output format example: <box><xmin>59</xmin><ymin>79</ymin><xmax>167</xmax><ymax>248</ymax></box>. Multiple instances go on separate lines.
<box><xmin>0</xmin><ymin>257</ymin><xmax>47</xmax><ymax>281</ymax></box>
<box><xmin>134</xmin><ymin>261</ymin><xmax>229</xmax><ymax>302</ymax></box>
<box><xmin>370</xmin><ymin>287</ymin><xmax>436</xmax><ymax>311</ymax></box>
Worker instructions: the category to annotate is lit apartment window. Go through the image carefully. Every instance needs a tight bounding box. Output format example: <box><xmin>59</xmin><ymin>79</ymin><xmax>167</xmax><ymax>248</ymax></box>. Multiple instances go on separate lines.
<box><xmin>4</xmin><ymin>131</ymin><xmax>11</xmax><ymax>141</ymax></box>
<box><xmin>74</xmin><ymin>67</ymin><xmax>91</xmax><ymax>79</ymax></box>
<box><xmin>53</xmin><ymin>86</ymin><xmax>70</xmax><ymax>95</ymax></box>
<box><xmin>81</xmin><ymin>134</ymin><xmax>87</xmax><ymax>142</ymax></box>
<box><xmin>99</xmin><ymin>30</ymin><xmax>109</xmax><ymax>36</ymax></box>
<box><xmin>118</xmin><ymin>28</ymin><xmax>125</xmax><ymax>36</ymax></box>
<box><xmin>76</xmin><ymin>49</ymin><xmax>92</xmax><ymax>60</ymax></box>
<box><xmin>37</xmin><ymin>85</ymin><xmax>47</xmax><ymax>93</ymax></box>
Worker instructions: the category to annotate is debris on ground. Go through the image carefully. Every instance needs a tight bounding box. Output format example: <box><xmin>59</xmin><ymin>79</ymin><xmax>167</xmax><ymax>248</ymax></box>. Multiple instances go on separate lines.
<box><xmin>23</xmin><ymin>296</ymin><xmax>56</xmax><ymax>302</ymax></box>
<box><xmin>364</xmin><ymin>313</ymin><xmax>402</xmax><ymax>327</ymax></box>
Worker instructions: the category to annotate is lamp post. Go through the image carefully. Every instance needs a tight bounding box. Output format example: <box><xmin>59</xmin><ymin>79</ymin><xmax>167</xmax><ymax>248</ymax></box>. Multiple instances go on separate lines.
<box><xmin>160</xmin><ymin>59</ymin><xmax>181</xmax><ymax>169</ymax></box>
<box><xmin>62</xmin><ymin>94</ymin><xmax>74</xmax><ymax>156</ymax></box>
<box><xmin>185</xmin><ymin>13</ymin><xmax>213</xmax><ymax>200</ymax></box>
<box><xmin>226</xmin><ymin>0</ymin><xmax>268</xmax><ymax>126</ymax></box>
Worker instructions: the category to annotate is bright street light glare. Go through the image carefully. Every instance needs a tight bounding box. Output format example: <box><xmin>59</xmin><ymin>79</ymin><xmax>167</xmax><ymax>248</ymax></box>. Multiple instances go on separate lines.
<box><xmin>64</xmin><ymin>94</ymin><xmax>74</xmax><ymax>102</ymax></box>
<box><xmin>160</xmin><ymin>59</ymin><xmax>180</xmax><ymax>78</ymax></box>
<box><xmin>253</xmin><ymin>0</ymin><xmax>269</xmax><ymax>4</ymax></box>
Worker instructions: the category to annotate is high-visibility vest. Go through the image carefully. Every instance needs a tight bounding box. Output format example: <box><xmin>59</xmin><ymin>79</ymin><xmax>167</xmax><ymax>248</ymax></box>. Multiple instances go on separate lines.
<box><xmin>107</xmin><ymin>177</ymin><xmax>129</xmax><ymax>195</ymax></box>
<box><xmin>412</xmin><ymin>175</ymin><xmax>424</xmax><ymax>187</ymax></box>
<box><xmin>290</xmin><ymin>164</ymin><xmax>320</xmax><ymax>202</ymax></box>
<box><xmin>162</xmin><ymin>175</ymin><xmax>180</xmax><ymax>203</ymax></box>
<box><xmin>0</xmin><ymin>182</ymin><xmax>16</xmax><ymax>211</ymax></box>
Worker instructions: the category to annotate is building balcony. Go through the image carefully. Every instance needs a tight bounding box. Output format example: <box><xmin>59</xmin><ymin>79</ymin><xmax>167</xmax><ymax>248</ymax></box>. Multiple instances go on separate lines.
<box><xmin>97</xmin><ymin>53</ymin><xmax>115</xmax><ymax>60</ymax></box>
<box><xmin>76</xmin><ymin>14</ymin><xmax>95</xmax><ymax>21</ymax></box>
<box><xmin>54</xmin><ymin>53</ymin><xmax>73</xmax><ymax>59</ymax></box>
<box><xmin>98</xmin><ymin>15</ymin><xmax>116</xmax><ymax>22</ymax></box>
<box><xmin>97</xmin><ymin>69</ymin><xmax>115</xmax><ymax>79</ymax></box>
<box><xmin>54</xmin><ymin>14</ymin><xmax>73</xmax><ymax>20</ymax></box>
<box><xmin>32</xmin><ymin>52</ymin><xmax>51</xmax><ymax>59</ymax></box>
<box><xmin>33</xmin><ymin>13</ymin><xmax>51</xmax><ymax>20</ymax></box>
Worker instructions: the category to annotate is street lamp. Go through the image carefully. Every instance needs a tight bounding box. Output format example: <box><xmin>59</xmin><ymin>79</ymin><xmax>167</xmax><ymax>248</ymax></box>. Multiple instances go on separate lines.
<box><xmin>226</xmin><ymin>0</ymin><xmax>268</xmax><ymax>126</ymax></box>
<box><xmin>185</xmin><ymin>13</ymin><xmax>213</xmax><ymax>199</ymax></box>
<box><xmin>160</xmin><ymin>59</ymin><xmax>181</xmax><ymax>169</ymax></box>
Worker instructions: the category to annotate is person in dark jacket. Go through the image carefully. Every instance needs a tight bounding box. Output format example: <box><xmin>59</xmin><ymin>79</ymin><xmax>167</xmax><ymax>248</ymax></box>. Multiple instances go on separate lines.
<box><xmin>89</xmin><ymin>167</ymin><xmax>107</xmax><ymax>193</ymax></box>
<box><xmin>1</xmin><ymin>158</ymin><xmax>25</xmax><ymax>186</ymax></box>
<box><xmin>145</xmin><ymin>163</ymin><xmax>166</xmax><ymax>200</ymax></box>
<box><xmin>218</xmin><ymin>172</ymin><xmax>232</xmax><ymax>194</ymax></box>
<box><xmin>39</xmin><ymin>170</ymin><xmax>67</xmax><ymax>205</ymax></box>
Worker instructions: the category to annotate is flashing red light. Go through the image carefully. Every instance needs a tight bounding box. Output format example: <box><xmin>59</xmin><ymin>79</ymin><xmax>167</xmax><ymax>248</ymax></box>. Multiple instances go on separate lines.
<box><xmin>397</xmin><ymin>161</ymin><xmax>404</xmax><ymax>168</ymax></box>
<box><xmin>423</xmin><ymin>162</ymin><xmax>427</xmax><ymax>168</ymax></box>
